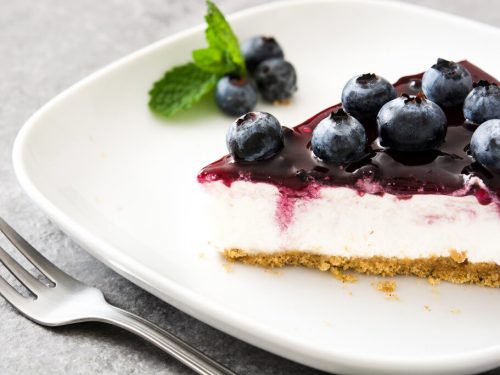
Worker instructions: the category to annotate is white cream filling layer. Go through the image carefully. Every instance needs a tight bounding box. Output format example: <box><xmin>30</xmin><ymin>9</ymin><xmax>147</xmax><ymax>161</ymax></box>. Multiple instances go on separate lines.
<box><xmin>203</xmin><ymin>181</ymin><xmax>500</xmax><ymax>264</ymax></box>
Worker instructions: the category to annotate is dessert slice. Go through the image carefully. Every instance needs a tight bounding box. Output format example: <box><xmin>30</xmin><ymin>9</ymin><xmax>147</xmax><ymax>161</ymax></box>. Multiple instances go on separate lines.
<box><xmin>198</xmin><ymin>60</ymin><xmax>500</xmax><ymax>287</ymax></box>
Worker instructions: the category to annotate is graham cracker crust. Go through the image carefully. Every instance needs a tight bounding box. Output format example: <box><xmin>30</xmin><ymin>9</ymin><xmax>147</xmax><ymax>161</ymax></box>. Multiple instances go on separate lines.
<box><xmin>223</xmin><ymin>249</ymin><xmax>500</xmax><ymax>287</ymax></box>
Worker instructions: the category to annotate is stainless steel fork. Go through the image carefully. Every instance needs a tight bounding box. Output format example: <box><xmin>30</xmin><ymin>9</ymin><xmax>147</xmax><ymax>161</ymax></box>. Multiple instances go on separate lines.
<box><xmin>0</xmin><ymin>216</ymin><xmax>237</xmax><ymax>375</ymax></box>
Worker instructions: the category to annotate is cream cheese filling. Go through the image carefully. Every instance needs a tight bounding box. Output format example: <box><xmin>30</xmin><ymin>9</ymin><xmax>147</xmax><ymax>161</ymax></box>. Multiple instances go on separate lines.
<box><xmin>203</xmin><ymin>181</ymin><xmax>500</xmax><ymax>264</ymax></box>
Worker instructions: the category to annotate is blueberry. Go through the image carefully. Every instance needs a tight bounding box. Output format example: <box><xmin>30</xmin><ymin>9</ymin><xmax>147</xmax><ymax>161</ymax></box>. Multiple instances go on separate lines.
<box><xmin>226</xmin><ymin>111</ymin><xmax>284</xmax><ymax>161</ymax></box>
<box><xmin>377</xmin><ymin>93</ymin><xmax>447</xmax><ymax>152</ymax></box>
<box><xmin>463</xmin><ymin>80</ymin><xmax>500</xmax><ymax>125</ymax></box>
<box><xmin>341</xmin><ymin>73</ymin><xmax>396</xmax><ymax>124</ymax></box>
<box><xmin>241</xmin><ymin>36</ymin><xmax>284</xmax><ymax>73</ymax></box>
<box><xmin>254</xmin><ymin>58</ymin><xmax>297</xmax><ymax>102</ymax></box>
<box><xmin>311</xmin><ymin>109</ymin><xmax>367</xmax><ymax>164</ymax></box>
<box><xmin>422</xmin><ymin>58</ymin><xmax>472</xmax><ymax>107</ymax></box>
<box><xmin>215</xmin><ymin>76</ymin><xmax>257</xmax><ymax>117</ymax></box>
<box><xmin>470</xmin><ymin>119</ymin><xmax>500</xmax><ymax>171</ymax></box>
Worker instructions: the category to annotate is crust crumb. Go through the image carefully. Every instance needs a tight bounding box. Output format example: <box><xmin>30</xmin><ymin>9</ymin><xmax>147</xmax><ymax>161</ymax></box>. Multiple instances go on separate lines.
<box><xmin>372</xmin><ymin>280</ymin><xmax>399</xmax><ymax>300</ymax></box>
<box><xmin>272</xmin><ymin>98</ymin><xmax>291</xmax><ymax>106</ymax></box>
<box><xmin>451</xmin><ymin>308</ymin><xmax>461</xmax><ymax>315</ymax></box>
<box><xmin>449</xmin><ymin>249</ymin><xmax>467</xmax><ymax>263</ymax></box>
<box><xmin>330</xmin><ymin>267</ymin><xmax>358</xmax><ymax>283</ymax></box>
<box><xmin>225</xmin><ymin>249</ymin><xmax>246</xmax><ymax>259</ymax></box>
<box><xmin>424</xmin><ymin>305</ymin><xmax>431</xmax><ymax>312</ymax></box>
<box><xmin>376</xmin><ymin>280</ymin><xmax>397</xmax><ymax>293</ymax></box>
<box><xmin>427</xmin><ymin>276</ymin><xmax>441</xmax><ymax>285</ymax></box>
<box><xmin>318</xmin><ymin>261</ymin><xmax>331</xmax><ymax>271</ymax></box>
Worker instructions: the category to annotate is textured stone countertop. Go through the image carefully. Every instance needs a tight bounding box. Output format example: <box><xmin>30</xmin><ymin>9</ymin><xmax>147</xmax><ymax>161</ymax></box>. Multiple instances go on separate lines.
<box><xmin>0</xmin><ymin>0</ymin><xmax>499</xmax><ymax>374</ymax></box>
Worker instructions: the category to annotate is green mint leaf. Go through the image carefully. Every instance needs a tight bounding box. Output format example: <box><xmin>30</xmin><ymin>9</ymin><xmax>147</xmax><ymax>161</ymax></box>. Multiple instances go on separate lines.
<box><xmin>148</xmin><ymin>1</ymin><xmax>246</xmax><ymax>119</ymax></box>
<box><xmin>201</xmin><ymin>0</ymin><xmax>246</xmax><ymax>76</ymax></box>
<box><xmin>148</xmin><ymin>63</ymin><xmax>217</xmax><ymax>117</ymax></box>
<box><xmin>192</xmin><ymin>47</ymin><xmax>236</xmax><ymax>75</ymax></box>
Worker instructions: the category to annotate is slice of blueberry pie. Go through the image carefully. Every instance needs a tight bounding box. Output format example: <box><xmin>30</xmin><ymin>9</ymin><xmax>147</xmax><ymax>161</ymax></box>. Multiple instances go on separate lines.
<box><xmin>198</xmin><ymin>60</ymin><xmax>500</xmax><ymax>287</ymax></box>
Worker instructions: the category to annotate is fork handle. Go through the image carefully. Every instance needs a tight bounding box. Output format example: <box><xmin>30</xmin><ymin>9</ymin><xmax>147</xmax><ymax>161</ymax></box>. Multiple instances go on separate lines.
<box><xmin>96</xmin><ymin>305</ymin><xmax>237</xmax><ymax>375</ymax></box>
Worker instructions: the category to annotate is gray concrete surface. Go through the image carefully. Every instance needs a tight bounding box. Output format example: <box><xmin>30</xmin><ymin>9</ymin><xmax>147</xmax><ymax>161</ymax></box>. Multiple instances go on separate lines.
<box><xmin>0</xmin><ymin>0</ymin><xmax>499</xmax><ymax>374</ymax></box>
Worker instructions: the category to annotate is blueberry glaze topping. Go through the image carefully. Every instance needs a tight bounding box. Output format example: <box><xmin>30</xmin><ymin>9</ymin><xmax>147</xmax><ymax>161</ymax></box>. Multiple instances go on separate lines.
<box><xmin>463</xmin><ymin>80</ymin><xmax>500</xmax><ymax>125</ymax></box>
<box><xmin>226</xmin><ymin>111</ymin><xmax>284</xmax><ymax>161</ymax></box>
<box><xmin>377</xmin><ymin>93</ymin><xmax>447</xmax><ymax>152</ymax></box>
<box><xmin>199</xmin><ymin>61</ymin><xmax>500</xmax><ymax>202</ymax></box>
<box><xmin>311</xmin><ymin>109</ymin><xmax>367</xmax><ymax>164</ymax></box>
<box><xmin>422</xmin><ymin>58</ymin><xmax>472</xmax><ymax>107</ymax></box>
<box><xmin>471</xmin><ymin>119</ymin><xmax>500</xmax><ymax>171</ymax></box>
<box><xmin>341</xmin><ymin>73</ymin><xmax>396</xmax><ymax>124</ymax></box>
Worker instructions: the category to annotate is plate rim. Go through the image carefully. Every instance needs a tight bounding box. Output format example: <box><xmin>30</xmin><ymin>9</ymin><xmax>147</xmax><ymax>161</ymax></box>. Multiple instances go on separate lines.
<box><xmin>12</xmin><ymin>0</ymin><xmax>500</xmax><ymax>373</ymax></box>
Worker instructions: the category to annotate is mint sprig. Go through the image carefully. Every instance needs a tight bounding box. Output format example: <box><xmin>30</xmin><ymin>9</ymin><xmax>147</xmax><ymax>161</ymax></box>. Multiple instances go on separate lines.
<box><xmin>197</xmin><ymin>0</ymin><xmax>246</xmax><ymax>77</ymax></box>
<box><xmin>149</xmin><ymin>63</ymin><xmax>217</xmax><ymax>117</ymax></box>
<box><xmin>149</xmin><ymin>0</ymin><xmax>246</xmax><ymax>118</ymax></box>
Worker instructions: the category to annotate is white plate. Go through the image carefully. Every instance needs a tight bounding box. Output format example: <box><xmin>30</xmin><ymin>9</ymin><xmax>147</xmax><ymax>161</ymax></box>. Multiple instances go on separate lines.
<box><xmin>12</xmin><ymin>1</ymin><xmax>500</xmax><ymax>374</ymax></box>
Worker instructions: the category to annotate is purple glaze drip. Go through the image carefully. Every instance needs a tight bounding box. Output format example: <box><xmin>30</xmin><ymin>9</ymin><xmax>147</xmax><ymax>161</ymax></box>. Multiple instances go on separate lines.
<box><xmin>198</xmin><ymin>61</ymin><xmax>500</xmax><ymax>204</ymax></box>
<box><xmin>275</xmin><ymin>184</ymin><xmax>321</xmax><ymax>230</ymax></box>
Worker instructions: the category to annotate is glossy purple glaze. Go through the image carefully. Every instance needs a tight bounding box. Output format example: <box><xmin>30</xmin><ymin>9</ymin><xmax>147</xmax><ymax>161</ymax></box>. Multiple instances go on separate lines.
<box><xmin>198</xmin><ymin>61</ymin><xmax>500</xmax><ymax>203</ymax></box>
